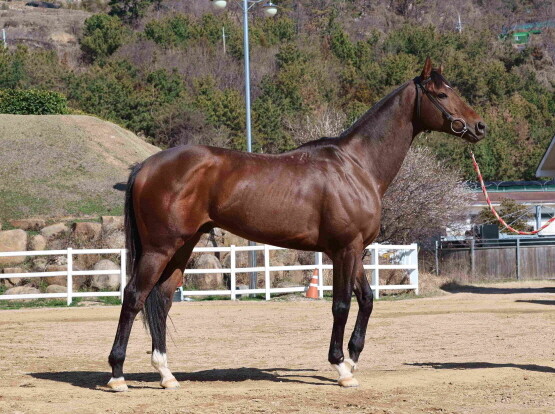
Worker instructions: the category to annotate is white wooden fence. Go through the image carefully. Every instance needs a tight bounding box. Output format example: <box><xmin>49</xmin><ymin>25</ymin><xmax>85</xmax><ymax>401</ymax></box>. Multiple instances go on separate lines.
<box><xmin>179</xmin><ymin>243</ymin><xmax>418</xmax><ymax>300</ymax></box>
<box><xmin>0</xmin><ymin>243</ymin><xmax>418</xmax><ymax>304</ymax></box>
<box><xmin>0</xmin><ymin>248</ymin><xmax>126</xmax><ymax>305</ymax></box>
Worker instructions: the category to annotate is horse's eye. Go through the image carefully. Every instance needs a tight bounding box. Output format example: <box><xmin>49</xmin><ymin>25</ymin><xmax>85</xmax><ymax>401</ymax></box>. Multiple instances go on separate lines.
<box><xmin>437</xmin><ymin>93</ymin><xmax>448</xmax><ymax>99</ymax></box>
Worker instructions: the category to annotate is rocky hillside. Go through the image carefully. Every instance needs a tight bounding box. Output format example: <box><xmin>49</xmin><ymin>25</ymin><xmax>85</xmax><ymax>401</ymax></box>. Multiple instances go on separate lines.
<box><xmin>0</xmin><ymin>114</ymin><xmax>159</xmax><ymax>223</ymax></box>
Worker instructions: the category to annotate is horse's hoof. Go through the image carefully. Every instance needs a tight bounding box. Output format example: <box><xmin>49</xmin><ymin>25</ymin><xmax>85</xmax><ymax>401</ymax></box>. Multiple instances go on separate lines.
<box><xmin>338</xmin><ymin>377</ymin><xmax>359</xmax><ymax>388</ymax></box>
<box><xmin>161</xmin><ymin>378</ymin><xmax>180</xmax><ymax>390</ymax></box>
<box><xmin>344</xmin><ymin>358</ymin><xmax>358</xmax><ymax>372</ymax></box>
<box><xmin>107</xmin><ymin>377</ymin><xmax>128</xmax><ymax>392</ymax></box>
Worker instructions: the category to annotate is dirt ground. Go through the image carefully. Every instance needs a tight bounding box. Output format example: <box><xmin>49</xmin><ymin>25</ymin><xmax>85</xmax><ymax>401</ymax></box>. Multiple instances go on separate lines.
<box><xmin>0</xmin><ymin>281</ymin><xmax>553</xmax><ymax>414</ymax></box>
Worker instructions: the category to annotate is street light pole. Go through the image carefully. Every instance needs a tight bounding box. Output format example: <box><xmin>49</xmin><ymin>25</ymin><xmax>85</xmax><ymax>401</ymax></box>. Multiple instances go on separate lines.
<box><xmin>242</xmin><ymin>0</ymin><xmax>253</xmax><ymax>153</ymax></box>
<box><xmin>211</xmin><ymin>0</ymin><xmax>278</xmax><ymax>293</ymax></box>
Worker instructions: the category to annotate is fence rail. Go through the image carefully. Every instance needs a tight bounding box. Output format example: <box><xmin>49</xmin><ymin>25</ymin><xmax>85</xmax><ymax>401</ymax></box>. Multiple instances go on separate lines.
<box><xmin>1</xmin><ymin>243</ymin><xmax>418</xmax><ymax>304</ymax></box>
<box><xmin>0</xmin><ymin>248</ymin><xmax>126</xmax><ymax>305</ymax></box>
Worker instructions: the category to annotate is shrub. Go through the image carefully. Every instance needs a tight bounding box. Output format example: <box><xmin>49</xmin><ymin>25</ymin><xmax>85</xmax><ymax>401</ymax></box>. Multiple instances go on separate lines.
<box><xmin>81</xmin><ymin>14</ymin><xmax>127</xmax><ymax>62</ymax></box>
<box><xmin>0</xmin><ymin>89</ymin><xmax>68</xmax><ymax>115</ymax></box>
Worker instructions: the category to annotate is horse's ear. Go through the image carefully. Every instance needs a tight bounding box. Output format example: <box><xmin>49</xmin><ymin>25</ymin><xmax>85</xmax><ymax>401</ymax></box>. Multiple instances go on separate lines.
<box><xmin>421</xmin><ymin>57</ymin><xmax>432</xmax><ymax>79</ymax></box>
<box><xmin>438</xmin><ymin>64</ymin><xmax>444</xmax><ymax>75</ymax></box>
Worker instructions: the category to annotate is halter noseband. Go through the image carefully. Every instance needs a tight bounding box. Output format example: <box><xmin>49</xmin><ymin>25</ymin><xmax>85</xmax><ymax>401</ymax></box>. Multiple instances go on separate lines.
<box><xmin>414</xmin><ymin>76</ymin><xmax>469</xmax><ymax>137</ymax></box>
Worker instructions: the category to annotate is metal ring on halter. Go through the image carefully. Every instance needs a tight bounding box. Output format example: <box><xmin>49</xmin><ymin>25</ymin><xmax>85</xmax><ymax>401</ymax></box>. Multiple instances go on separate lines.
<box><xmin>450</xmin><ymin>118</ymin><xmax>468</xmax><ymax>135</ymax></box>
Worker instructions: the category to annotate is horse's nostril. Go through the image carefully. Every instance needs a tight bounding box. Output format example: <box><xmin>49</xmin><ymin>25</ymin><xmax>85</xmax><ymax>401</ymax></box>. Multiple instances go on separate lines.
<box><xmin>477</xmin><ymin>121</ymin><xmax>486</xmax><ymax>131</ymax></box>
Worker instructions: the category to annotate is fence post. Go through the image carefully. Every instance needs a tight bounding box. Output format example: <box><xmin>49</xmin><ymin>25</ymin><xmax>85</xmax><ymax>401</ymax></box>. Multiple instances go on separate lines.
<box><xmin>317</xmin><ymin>251</ymin><xmax>324</xmax><ymax>299</ymax></box>
<box><xmin>470</xmin><ymin>238</ymin><xmax>475</xmax><ymax>278</ymax></box>
<box><xmin>120</xmin><ymin>248</ymin><xmax>127</xmax><ymax>302</ymax></box>
<box><xmin>264</xmin><ymin>244</ymin><xmax>270</xmax><ymax>300</ymax></box>
<box><xmin>230</xmin><ymin>245</ymin><xmax>236</xmax><ymax>300</ymax></box>
<box><xmin>435</xmin><ymin>240</ymin><xmax>439</xmax><ymax>276</ymax></box>
<box><xmin>372</xmin><ymin>244</ymin><xmax>380</xmax><ymax>300</ymax></box>
<box><xmin>516</xmin><ymin>238</ymin><xmax>521</xmax><ymax>280</ymax></box>
<box><xmin>409</xmin><ymin>244</ymin><xmax>419</xmax><ymax>295</ymax></box>
<box><xmin>66</xmin><ymin>248</ymin><xmax>73</xmax><ymax>306</ymax></box>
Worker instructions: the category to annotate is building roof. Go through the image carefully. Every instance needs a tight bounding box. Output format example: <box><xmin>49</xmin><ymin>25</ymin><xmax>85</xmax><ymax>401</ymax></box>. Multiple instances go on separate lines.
<box><xmin>471</xmin><ymin>191</ymin><xmax>555</xmax><ymax>206</ymax></box>
<box><xmin>535</xmin><ymin>134</ymin><xmax>555</xmax><ymax>177</ymax></box>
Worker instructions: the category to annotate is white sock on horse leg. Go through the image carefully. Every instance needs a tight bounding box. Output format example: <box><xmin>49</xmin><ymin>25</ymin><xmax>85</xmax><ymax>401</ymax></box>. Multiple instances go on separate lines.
<box><xmin>151</xmin><ymin>349</ymin><xmax>179</xmax><ymax>388</ymax></box>
<box><xmin>331</xmin><ymin>362</ymin><xmax>353</xmax><ymax>380</ymax></box>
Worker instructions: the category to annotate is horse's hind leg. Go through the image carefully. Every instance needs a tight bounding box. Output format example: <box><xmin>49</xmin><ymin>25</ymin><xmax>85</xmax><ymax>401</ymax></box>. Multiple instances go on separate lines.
<box><xmin>150</xmin><ymin>234</ymin><xmax>201</xmax><ymax>389</ymax></box>
<box><xmin>346</xmin><ymin>269</ymin><xmax>374</xmax><ymax>372</ymax></box>
<box><xmin>107</xmin><ymin>247</ymin><xmax>175</xmax><ymax>392</ymax></box>
<box><xmin>328</xmin><ymin>243</ymin><xmax>363</xmax><ymax>387</ymax></box>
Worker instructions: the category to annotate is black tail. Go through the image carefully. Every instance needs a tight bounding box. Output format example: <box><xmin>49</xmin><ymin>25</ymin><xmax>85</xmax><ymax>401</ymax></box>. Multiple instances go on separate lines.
<box><xmin>124</xmin><ymin>163</ymin><xmax>166</xmax><ymax>341</ymax></box>
<box><xmin>125</xmin><ymin>163</ymin><xmax>143</xmax><ymax>279</ymax></box>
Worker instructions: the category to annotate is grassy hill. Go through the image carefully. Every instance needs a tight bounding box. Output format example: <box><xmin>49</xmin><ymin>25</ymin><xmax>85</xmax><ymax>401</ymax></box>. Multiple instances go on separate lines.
<box><xmin>0</xmin><ymin>115</ymin><xmax>159</xmax><ymax>223</ymax></box>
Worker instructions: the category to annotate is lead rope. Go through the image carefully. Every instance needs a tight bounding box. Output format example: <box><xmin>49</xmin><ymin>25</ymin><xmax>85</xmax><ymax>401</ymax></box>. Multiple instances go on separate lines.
<box><xmin>470</xmin><ymin>151</ymin><xmax>555</xmax><ymax>235</ymax></box>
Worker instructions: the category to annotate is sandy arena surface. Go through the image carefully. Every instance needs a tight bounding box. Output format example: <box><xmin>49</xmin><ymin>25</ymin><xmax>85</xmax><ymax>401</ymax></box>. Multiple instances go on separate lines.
<box><xmin>0</xmin><ymin>281</ymin><xmax>554</xmax><ymax>414</ymax></box>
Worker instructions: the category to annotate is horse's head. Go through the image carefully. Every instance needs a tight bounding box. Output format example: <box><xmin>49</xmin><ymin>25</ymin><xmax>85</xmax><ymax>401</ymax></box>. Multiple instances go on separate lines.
<box><xmin>415</xmin><ymin>57</ymin><xmax>486</xmax><ymax>142</ymax></box>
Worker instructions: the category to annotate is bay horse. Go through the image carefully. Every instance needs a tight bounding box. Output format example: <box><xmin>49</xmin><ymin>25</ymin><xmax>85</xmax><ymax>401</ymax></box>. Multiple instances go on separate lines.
<box><xmin>107</xmin><ymin>57</ymin><xmax>486</xmax><ymax>391</ymax></box>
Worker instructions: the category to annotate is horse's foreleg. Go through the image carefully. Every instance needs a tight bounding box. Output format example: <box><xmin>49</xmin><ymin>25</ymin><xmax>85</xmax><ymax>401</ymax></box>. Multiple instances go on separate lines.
<box><xmin>107</xmin><ymin>249</ymin><xmax>174</xmax><ymax>392</ymax></box>
<box><xmin>151</xmin><ymin>236</ymin><xmax>201</xmax><ymax>390</ymax></box>
<box><xmin>328</xmin><ymin>244</ymin><xmax>362</xmax><ymax>387</ymax></box>
<box><xmin>346</xmin><ymin>270</ymin><xmax>374</xmax><ymax>372</ymax></box>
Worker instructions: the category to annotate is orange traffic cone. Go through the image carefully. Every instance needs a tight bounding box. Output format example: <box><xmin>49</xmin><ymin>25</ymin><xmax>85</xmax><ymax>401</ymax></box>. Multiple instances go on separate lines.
<box><xmin>306</xmin><ymin>269</ymin><xmax>319</xmax><ymax>299</ymax></box>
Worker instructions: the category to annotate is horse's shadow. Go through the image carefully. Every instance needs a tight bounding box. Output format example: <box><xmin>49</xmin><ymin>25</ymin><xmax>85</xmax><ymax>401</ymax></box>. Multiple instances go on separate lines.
<box><xmin>406</xmin><ymin>362</ymin><xmax>555</xmax><ymax>373</ymax></box>
<box><xmin>29</xmin><ymin>367</ymin><xmax>336</xmax><ymax>390</ymax></box>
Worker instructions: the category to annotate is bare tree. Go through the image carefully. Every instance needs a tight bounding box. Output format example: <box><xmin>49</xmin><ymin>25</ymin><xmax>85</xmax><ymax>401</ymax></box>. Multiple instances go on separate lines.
<box><xmin>285</xmin><ymin>104</ymin><xmax>347</xmax><ymax>145</ymax></box>
<box><xmin>379</xmin><ymin>146</ymin><xmax>472</xmax><ymax>245</ymax></box>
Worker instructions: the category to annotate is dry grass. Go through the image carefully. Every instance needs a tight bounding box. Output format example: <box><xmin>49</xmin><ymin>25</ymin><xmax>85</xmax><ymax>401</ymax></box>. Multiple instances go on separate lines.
<box><xmin>0</xmin><ymin>114</ymin><xmax>159</xmax><ymax>223</ymax></box>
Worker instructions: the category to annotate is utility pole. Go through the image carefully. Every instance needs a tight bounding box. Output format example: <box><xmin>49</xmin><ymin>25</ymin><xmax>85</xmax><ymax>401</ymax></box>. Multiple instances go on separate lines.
<box><xmin>456</xmin><ymin>12</ymin><xmax>463</xmax><ymax>33</ymax></box>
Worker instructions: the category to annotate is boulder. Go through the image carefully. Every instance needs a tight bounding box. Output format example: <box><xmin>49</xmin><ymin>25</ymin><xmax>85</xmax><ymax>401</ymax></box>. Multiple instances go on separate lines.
<box><xmin>42</xmin><ymin>265</ymin><xmax>68</xmax><ymax>287</ymax></box>
<box><xmin>101</xmin><ymin>216</ymin><xmax>124</xmax><ymax>233</ymax></box>
<box><xmin>41</xmin><ymin>223</ymin><xmax>68</xmax><ymax>239</ymax></box>
<box><xmin>186</xmin><ymin>254</ymin><xmax>225</xmax><ymax>290</ymax></box>
<box><xmin>221</xmin><ymin>230</ymin><xmax>248</xmax><ymax>246</ymax></box>
<box><xmin>91</xmin><ymin>259</ymin><xmax>121</xmax><ymax>291</ymax></box>
<box><xmin>32</xmin><ymin>256</ymin><xmax>49</xmax><ymax>271</ymax></box>
<box><xmin>9</xmin><ymin>218</ymin><xmax>46</xmax><ymax>231</ymax></box>
<box><xmin>46</xmin><ymin>284</ymin><xmax>67</xmax><ymax>294</ymax></box>
<box><xmin>0</xmin><ymin>229</ymin><xmax>28</xmax><ymax>265</ymax></box>
<box><xmin>1</xmin><ymin>267</ymin><xmax>25</xmax><ymax>287</ymax></box>
<box><xmin>3</xmin><ymin>285</ymin><xmax>40</xmax><ymax>297</ymax></box>
<box><xmin>46</xmin><ymin>238</ymin><xmax>66</xmax><ymax>251</ymax></box>
<box><xmin>102</xmin><ymin>230</ymin><xmax>125</xmax><ymax>249</ymax></box>
<box><xmin>72</xmin><ymin>222</ymin><xmax>102</xmax><ymax>241</ymax></box>
<box><xmin>29</xmin><ymin>235</ymin><xmax>47</xmax><ymax>251</ymax></box>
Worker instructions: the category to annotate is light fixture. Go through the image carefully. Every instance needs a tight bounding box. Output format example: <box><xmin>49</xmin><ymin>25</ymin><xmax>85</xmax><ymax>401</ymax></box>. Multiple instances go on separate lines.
<box><xmin>211</xmin><ymin>0</ymin><xmax>227</xmax><ymax>9</ymax></box>
<box><xmin>263</xmin><ymin>2</ymin><xmax>278</xmax><ymax>17</ymax></box>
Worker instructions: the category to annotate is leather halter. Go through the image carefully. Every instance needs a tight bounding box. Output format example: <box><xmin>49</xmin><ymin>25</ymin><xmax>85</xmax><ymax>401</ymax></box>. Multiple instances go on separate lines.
<box><xmin>414</xmin><ymin>76</ymin><xmax>470</xmax><ymax>137</ymax></box>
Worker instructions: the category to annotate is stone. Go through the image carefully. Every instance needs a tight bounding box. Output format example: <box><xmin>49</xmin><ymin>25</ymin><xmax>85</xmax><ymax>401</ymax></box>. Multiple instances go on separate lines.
<box><xmin>101</xmin><ymin>216</ymin><xmax>124</xmax><ymax>233</ymax></box>
<box><xmin>102</xmin><ymin>230</ymin><xmax>125</xmax><ymax>249</ymax></box>
<box><xmin>29</xmin><ymin>235</ymin><xmax>47</xmax><ymax>251</ymax></box>
<box><xmin>91</xmin><ymin>259</ymin><xmax>121</xmax><ymax>291</ymax></box>
<box><xmin>186</xmin><ymin>254</ymin><xmax>225</xmax><ymax>290</ymax></box>
<box><xmin>41</xmin><ymin>223</ymin><xmax>68</xmax><ymax>239</ymax></box>
<box><xmin>221</xmin><ymin>230</ymin><xmax>248</xmax><ymax>246</ymax></box>
<box><xmin>9</xmin><ymin>218</ymin><xmax>46</xmax><ymax>231</ymax></box>
<box><xmin>46</xmin><ymin>238</ymin><xmax>66</xmax><ymax>251</ymax></box>
<box><xmin>1</xmin><ymin>267</ymin><xmax>25</xmax><ymax>287</ymax></box>
<box><xmin>0</xmin><ymin>229</ymin><xmax>28</xmax><ymax>265</ymax></box>
<box><xmin>3</xmin><ymin>285</ymin><xmax>40</xmax><ymax>297</ymax></box>
<box><xmin>46</xmin><ymin>284</ymin><xmax>67</xmax><ymax>294</ymax></box>
<box><xmin>42</xmin><ymin>265</ymin><xmax>68</xmax><ymax>287</ymax></box>
<box><xmin>72</xmin><ymin>222</ymin><xmax>102</xmax><ymax>241</ymax></box>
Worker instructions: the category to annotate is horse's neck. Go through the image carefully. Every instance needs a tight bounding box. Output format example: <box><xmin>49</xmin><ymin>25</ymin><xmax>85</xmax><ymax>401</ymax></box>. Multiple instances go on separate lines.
<box><xmin>338</xmin><ymin>81</ymin><xmax>421</xmax><ymax>195</ymax></box>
